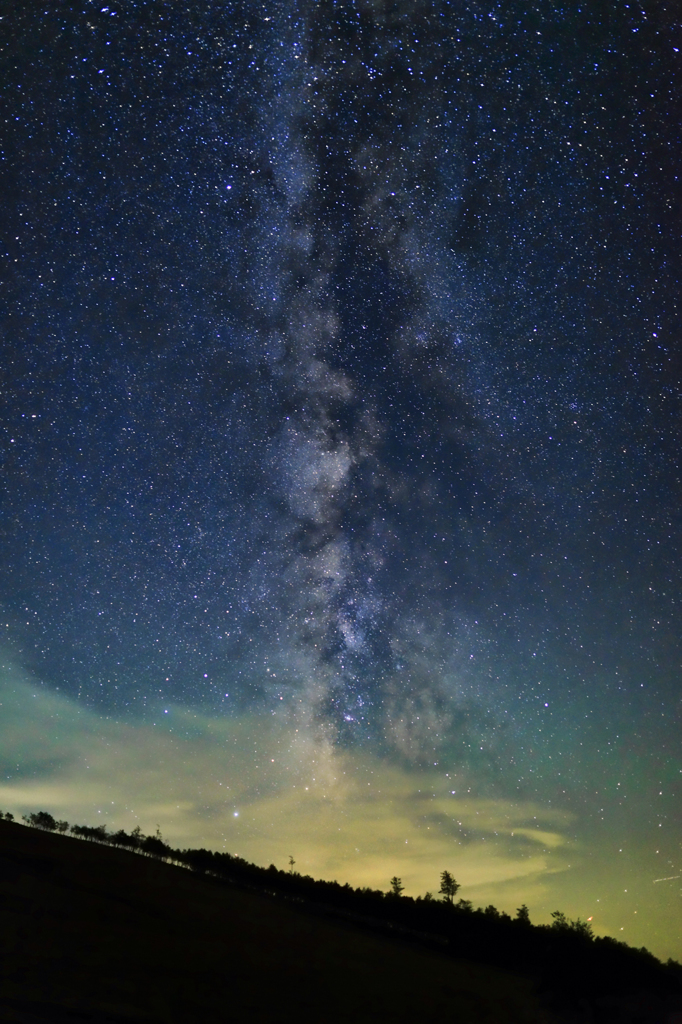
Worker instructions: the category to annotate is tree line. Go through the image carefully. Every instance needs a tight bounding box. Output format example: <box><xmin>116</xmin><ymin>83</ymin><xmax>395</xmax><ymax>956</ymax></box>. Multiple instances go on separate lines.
<box><xmin>7</xmin><ymin>810</ymin><xmax>584</xmax><ymax>930</ymax></box>
<box><xmin>3</xmin><ymin>807</ymin><xmax>681</xmax><ymax>1008</ymax></box>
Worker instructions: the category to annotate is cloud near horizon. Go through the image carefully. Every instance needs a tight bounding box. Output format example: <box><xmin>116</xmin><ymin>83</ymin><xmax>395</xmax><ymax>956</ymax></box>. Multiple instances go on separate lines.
<box><xmin>0</xmin><ymin>661</ymin><xmax>572</xmax><ymax>909</ymax></box>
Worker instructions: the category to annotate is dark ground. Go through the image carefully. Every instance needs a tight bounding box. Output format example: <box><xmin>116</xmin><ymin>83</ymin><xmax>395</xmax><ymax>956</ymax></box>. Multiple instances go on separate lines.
<box><xmin>1</xmin><ymin>820</ymin><xmax>681</xmax><ymax>1023</ymax></box>
<box><xmin>0</xmin><ymin>819</ymin><xmax>551</xmax><ymax>1023</ymax></box>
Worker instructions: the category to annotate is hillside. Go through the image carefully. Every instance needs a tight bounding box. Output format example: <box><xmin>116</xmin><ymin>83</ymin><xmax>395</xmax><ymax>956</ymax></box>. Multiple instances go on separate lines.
<box><xmin>0</xmin><ymin>819</ymin><xmax>679</xmax><ymax>1023</ymax></box>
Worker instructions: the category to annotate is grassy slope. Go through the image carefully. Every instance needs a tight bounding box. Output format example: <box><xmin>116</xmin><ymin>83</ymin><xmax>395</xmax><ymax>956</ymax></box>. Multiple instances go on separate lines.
<box><xmin>0</xmin><ymin>820</ymin><xmax>552</xmax><ymax>1024</ymax></box>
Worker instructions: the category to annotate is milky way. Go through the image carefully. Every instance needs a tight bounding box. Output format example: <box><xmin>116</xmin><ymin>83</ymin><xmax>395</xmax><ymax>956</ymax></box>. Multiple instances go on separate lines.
<box><xmin>1</xmin><ymin>0</ymin><xmax>680</xmax><ymax>959</ymax></box>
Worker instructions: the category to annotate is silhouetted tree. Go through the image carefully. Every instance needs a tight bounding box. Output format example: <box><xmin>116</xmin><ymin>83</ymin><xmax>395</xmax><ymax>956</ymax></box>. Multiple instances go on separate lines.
<box><xmin>69</xmin><ymin>823</ymin><xmax>108</xmax><ymax>842</ymax></box>
<box><xmin>4</xmin><ymin>812</ymin><xmax>13</xmax><ymax>821</ymax></box>
<box><xmin>516</xmin><ymin>904</ymin><xmax>531</xmax><ymax>925</ymax></box>
<box><xmin>551</xmin><ymin>910</ymin><xmax>593</xmax><ymax>939</ymax></box>
<box><xmin>569</xmin><ymin>917</ymin><xmax>594</xmax><ymax>939</ymax></box>
<box><xmin>439</xmin><ymin>870</ymin><xmax>460</xmax><ymax>904</ymax></box>
<box><xmin>56</xmin><ymin>820</ymin><xmax>70</xmax><ymax>834</ymax></box>
<box><xmin>288</xmin><ymin>855</ymin><xmax>296</xmax><ymax>873</ymax></box>
<box><xmin>24</xmin><ymin>811</ymin><xmax>57</xmax><ymax>831</ymax></box>
<box><xmin>389</xmin><ymin>876</ymin><xmax>404</xmax><ymax>897</ymax></box>
<box><xmin>142</xmin><ymin>833</ymin><xmax>170</xmax><ymax>858</ymax></box>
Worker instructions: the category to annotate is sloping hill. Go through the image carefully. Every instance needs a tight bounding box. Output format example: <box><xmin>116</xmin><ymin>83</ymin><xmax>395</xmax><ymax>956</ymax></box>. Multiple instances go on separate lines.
<box><xmin>0</xmin><ymin>820</ymin><xmax>551</xmax><ymax>1023</ymax></box>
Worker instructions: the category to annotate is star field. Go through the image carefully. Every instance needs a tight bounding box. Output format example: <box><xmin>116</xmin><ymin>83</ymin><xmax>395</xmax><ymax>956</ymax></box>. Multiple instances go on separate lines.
<box><xmin>0</xmin><ymin>0</ymin><xmax>680</xmax><ymax>960</ymax></box>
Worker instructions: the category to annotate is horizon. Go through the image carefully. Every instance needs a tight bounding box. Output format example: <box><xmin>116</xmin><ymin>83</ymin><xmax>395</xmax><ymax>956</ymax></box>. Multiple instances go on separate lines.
<box><xmin>0</xmin><ymin>804</ymin><xmax>660</xmax><ymax>953</ymax></box>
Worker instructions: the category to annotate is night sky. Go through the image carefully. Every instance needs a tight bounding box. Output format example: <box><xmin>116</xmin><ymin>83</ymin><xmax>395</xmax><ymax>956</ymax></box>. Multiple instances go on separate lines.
<box><xmin>1</xmin><ymin>0</ymin><xmax>681</xmax><ymax>961</ymax></box>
